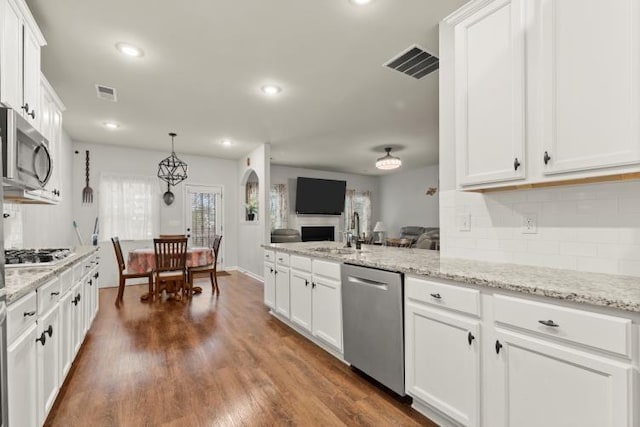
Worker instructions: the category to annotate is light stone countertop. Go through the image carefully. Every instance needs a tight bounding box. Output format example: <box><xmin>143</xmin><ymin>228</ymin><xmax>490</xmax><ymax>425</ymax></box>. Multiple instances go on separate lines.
<box><xmin>5</xmin><ymin>246</ymin><xmax>99</xmax><ymax>304</ymax></box>
<box><xmin>264</xmin><ymin>242</ymin><xmax>640</xmax><ymax>313</ymax></box>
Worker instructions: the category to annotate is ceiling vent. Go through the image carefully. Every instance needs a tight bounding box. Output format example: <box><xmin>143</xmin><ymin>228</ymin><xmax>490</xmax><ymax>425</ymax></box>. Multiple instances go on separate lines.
<box><xmin>384</xmin><ymin>45</ymin><xmax>439</xmax><ymax>79</ymax></box>
<box><xmin>95</xmin><ymin>84</ymin><xmax>117</xmax><ymax>102</ymax></box>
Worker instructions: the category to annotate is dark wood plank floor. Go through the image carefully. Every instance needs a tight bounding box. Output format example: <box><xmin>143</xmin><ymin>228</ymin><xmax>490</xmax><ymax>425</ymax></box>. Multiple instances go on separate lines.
<box><xmin>45</xmin><ymin>272</ymin><xmax>436</xmax><ymax>427</ymax></box>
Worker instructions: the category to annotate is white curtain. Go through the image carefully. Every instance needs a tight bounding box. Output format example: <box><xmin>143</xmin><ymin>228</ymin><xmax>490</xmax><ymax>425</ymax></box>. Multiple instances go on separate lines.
<box><xmin>99</xmin><ymin>173</ymin><xmax>160</xmax><ymax>241</ymax></box>
<box><xmin>344</xmin><ymin>189</ymin><xmax>372</xmax><ymax>239</ymax></box>
<box><xmin>270</xmin><ymin>184</ymin><xmax>289</xmax><ymax>230</ymax></box>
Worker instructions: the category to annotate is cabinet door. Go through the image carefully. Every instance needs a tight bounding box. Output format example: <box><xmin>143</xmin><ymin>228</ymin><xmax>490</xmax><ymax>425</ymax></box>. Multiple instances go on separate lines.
<box><xmin>311</xmin><ymin>276</ymin><xmax>342</xmax><ymax>351</ymax></box>
<box><xmin>263</xmin><ymin>263</ymin><xmax>275</xmax><ymax>309</ymax></box>
<box><xmin>539</xmin><ymin>0</ymin><xmax>640</xmax><ymax>175</ymax></box>
<box><xmin>59</xmin><ymin>291</ymin><xmax>73</xmax><ymax>378</ymax></box>
<box><xmin>455</xmin><ymin>0</ymin><xmax>526</xmax><ymax>186</ymax></box>
<box><xmin>22</xmin><ymin>24</ymin><xmax>40</xmax><ymax>127</ymax></box>
<box><xmin>494</xmin><ymin>329</ymin><xmax>633</xmax><ymax>427</ymax></box>
<box><xmin>0</xmin><ymin>0</ymin><xmax>23</xmax><ymax>111</ymax></box>
<box><xmin>71</xmin><ymin>283</ymin><xmax>83</xmax><ymax>355</ymax></box>
<box><xmin>49</xmin><ymin>106</ymin><xmax>63</xmax><ymax>201</ymax></box>
<box><xmin>405</xmin><ymin>302</ymin><xmax>480</xmax><ymax>427</ymax></box>
<box><xmin>290</xmin><ymin>270</ymin><xmax>312</xmax><ymax>332</ymax></box>
<box><xmin>275</xmin><ymin>267</ymin><xmax>290</xmax><ymax>318</ymax></box>
<box><xmin>37</xmin><ymin>306</ymin><xmax>59</xmax><ymax>425</ymax></box>
<box><xmin>8</xmin><ymin>322</ymin><xmax>38</xmax><ymax>427</ymax></box>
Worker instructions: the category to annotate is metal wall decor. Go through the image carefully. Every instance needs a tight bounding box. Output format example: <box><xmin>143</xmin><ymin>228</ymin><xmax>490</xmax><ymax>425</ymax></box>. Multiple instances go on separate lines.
<box><xmin>158</xmin><ymin>132</ymin><xmax>188</xmax><ymax>186</ymax></box>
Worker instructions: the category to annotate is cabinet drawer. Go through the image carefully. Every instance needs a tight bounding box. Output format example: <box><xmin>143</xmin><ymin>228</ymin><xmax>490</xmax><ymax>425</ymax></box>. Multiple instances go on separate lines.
<box><xmin>275</xmin><ymin>252</ymin><xmax>290</xmax><ymax>267</ymax></box>
<box><xmin>37</xmin><ymin>277</ymin><xmax>61</xmax><ymax>315</ymax></box>
<box><xmin>8</xmin><ymin>291</ymin><xmax>37</xmax><ymax>344</ymax></box>
<box><xmin>264</xmin><ymin>250</ymin><xmax>275</xmax><ymax>262</ymax></box>
<box><xmin>60</xmin><ymin>268</ymin><xmax>73</xmax><ymax>294</ymax></box>
<box><xmin>406</xmin><ymin>276</ymin><xmax>480</xmax><ymax>317</ymax></box>
<box><xmin>312</xmin><ymin>260</ymin><xmax>341</xmax><ymax>281</ymax></box>
<box><xmin>290</xmin><ymin>255</ymin><xmax>312</xmax><ymax>272</ymax></box>
<box><xmin>494</xmin><ymin>295</ymin><xmax>632</xmax><ymax>357</ymax></box>
<box><xmin>72</xmin><ymin>262</ymin><xmax>84</xmax><ymax>284</ymax></box>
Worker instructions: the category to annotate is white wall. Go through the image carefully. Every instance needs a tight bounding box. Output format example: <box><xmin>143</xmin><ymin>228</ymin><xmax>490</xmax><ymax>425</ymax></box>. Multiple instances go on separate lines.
<box><xmin>237</xmin><ymin>144</ymin><xmax>270</xmax><ymax>279</ymax></box>
<box><xmin>4</xmin><ymin>129</ymin><xmax>75</xmax><ymax>249</ymax></box>
<box><xmin>438</xmin><ymin>20</ymin><xmax>640</xmax><ymax>277</ymax></box>
<box><xmin>378</xmin><ymin>165</ymin><xmax>439</xmax><ymax>238</ymax></box>
<box><xmin>271</xmin><ymin>165</ymin><xmax>380</xmax><ymax>240</ymax></box>
<box><xmin>72</xmin><ymin>141</ymin><xmax>239</xmax><ymax>287</ymax></box>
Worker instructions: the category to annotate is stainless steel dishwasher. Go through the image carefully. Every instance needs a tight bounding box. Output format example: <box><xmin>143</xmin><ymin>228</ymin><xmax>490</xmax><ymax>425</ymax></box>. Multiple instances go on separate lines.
<box><xmin>341</xmin><ymin>263</ymin><xmax>405</xmax><ymax>396</ymax></box>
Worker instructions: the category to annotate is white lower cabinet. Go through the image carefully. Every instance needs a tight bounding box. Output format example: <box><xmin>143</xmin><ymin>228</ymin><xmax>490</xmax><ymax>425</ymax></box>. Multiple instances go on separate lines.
<box><xmin>71</xmin><ymin>280</ymin><xmax>84</xmax><ymax>356</ymax></box>
<box><xmin>37</xmin><ymin>306</ymin><xmax>59</xmax><ymax>426</ymax></box>
<box><xmin>311</xmin><ymin>274</ymin><xmax>342</xmax><ymax>351</ymax></box>
<box><xmin>263</xmin><ymin>262</ymin><xmax>276</xmax><ymax>309</ymax></box>
<box><xmin>493</xmin><ymin>329</ymin><xmax>633</xmax><ymax>427</ymax></box>
<box><xmin>290</xmin><ymin>269</ymin><xmax>312</xmax><ymax>331</ymax></box>
<box><xmin>8</xmin><ymin>322</ymin><xmax>38</xmax><ymax>427</ymax></box>
<box><xmin>58</xmin><ymin>290</ymin><xmax>73</xmax><ymax>378</ymax></box>
<box><xmin>275</xmin><ymin>265</ymin><xmax>290</xmax><ymax>318</ymax></box>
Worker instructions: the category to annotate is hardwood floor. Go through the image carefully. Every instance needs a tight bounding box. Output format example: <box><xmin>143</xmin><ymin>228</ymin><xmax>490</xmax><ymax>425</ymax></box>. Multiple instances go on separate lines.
<box><xmin>45</xmin><ymin>272</ymin><xmax>436</xmax><ymax>427</ymax></box>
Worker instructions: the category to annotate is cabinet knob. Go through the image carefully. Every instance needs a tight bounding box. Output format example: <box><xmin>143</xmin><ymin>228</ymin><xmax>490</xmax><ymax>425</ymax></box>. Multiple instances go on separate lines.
<box><xmin>36</xmin><ymin>332</ymin><xmax>46</xmax><ymax>346</ymax></box>
<box><xmin>304</xmin><ymin>279</ymin><xmax>308</xmax><ymax>287</ymax></box>
<box><xmin>28</xmin><ymin>109</ymin><xmax>36</xmax><ymax>119</ymax></box>
<box><xmin>3</xmin><ymin>213</ymin><xmax>9</xmax><ymax>218</ymax></box>
<box><xmin>543</xmin><ymin>151</ymin><xmax>551</xmax><ymax>165</ymax></box>
<box><xmin>468</xmin><ymin>332</ymin><xmax>475</xmax><ymax>345</ymax></box>
<box><xmin>269</xmin><ymin>268</ymin><xmax>274</xmax><ymax>274</ymax></box>
<box><xmin>430</xmin><ymin>293</ymin><xmax>442</xmax><ymax>299</ymax></box>
<box><xmin>50</xmin><ymin>291</ymin><xmax>60</xmax><ymax>296</ymax></box>
<box><xmin>89</xmin><ymin>279</ymin><xmax>93</xmax><ymax>286</ymax></box>
<box><xmin>311</xmin><ymin>282</ymin><xmax>316</xmax><ymax>289</ymax></box>
<box><xmin>274</xmin><ymin>270</ymin><xmax>278</xmax><ymax>275</ymax></box>
<box><xmin>513</xmin><ymin>157</ymin><xmax>521</xmax><ymax>171</ymax></box>
<box><xmin>46</xmin><ymin>325</ymin><xmax>53</xmax><ymax>337</ymax></box>
<box><xmin>538</xmin><ymin>319</ymin><xmax>559</xmax><ymax>328</ymax></box>
<box><xmin>21</xmin><ymin>103</ymin><xmax>29</xmax><ymax>113</ymax></box>
<box><xmin>495</xmin><ymin>340</ymin><xmax>503</xmax><ymax>354</ymax></box>
<box><xmin>23</xmin><ymin>310</ymin><xmax>36</xmax><ymax>317</ymax></box>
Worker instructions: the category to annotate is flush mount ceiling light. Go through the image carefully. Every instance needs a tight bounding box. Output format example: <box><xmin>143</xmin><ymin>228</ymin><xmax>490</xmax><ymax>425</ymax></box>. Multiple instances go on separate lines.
<box><xmin>375</xmin><ymin>147</ymin><xmax>402</xmax><ymax>170</ymax></box>
<box><xmin>220</xmin><ymin>139</ymin><xmax>232</xmax><ymax>146</ymax></box>
<box><xmin>350</xmin><ymin>0</ymin><xmax>372</xmax><ymax>4</ymax></box>
<box><xmin>158</xmin><ymin>132</ymin><xmax>188</xmax><ymax>186</ymax></box>
<box><xmin>115</xmin><ymin>42</ymin><xmax>144</xmax><ymax>57</ymax></box>
<box><xmin>261</xmin><ymin>84</ymin><xmax>282</xmax><ymax>96</ymax></box>
<box><xmin>103</xmin><ymin>121</ymin><xmax>119</xmax><ymax>129</ymax></box>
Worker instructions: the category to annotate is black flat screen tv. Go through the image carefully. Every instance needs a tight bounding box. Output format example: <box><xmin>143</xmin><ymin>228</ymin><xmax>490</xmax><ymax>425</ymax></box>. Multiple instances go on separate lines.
<box><xmin>295</xmin><ymin>177</ymin><xmax>346</xmax><ymax>215</ymax></box>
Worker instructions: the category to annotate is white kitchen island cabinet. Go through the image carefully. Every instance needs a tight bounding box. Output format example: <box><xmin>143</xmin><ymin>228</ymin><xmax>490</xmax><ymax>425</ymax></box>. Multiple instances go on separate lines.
<box><xmin>8</xmin><ymin>322</ymin><xmax>38</xmax><ymax>427</ymax></box>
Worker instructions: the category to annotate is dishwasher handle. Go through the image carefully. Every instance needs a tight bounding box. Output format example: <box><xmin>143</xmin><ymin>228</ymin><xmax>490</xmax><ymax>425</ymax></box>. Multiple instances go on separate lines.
<box><xmin>347</xmin><ymin>275</ymin><xmax>389</xmax><ymax>291</ymax></box>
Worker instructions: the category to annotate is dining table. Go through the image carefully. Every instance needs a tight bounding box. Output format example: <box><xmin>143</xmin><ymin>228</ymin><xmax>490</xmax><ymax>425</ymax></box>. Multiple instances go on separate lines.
<box><xmin>128</xmin><ymin>246</ymin><xmax>214</xmax><ymax>299</ymax></box>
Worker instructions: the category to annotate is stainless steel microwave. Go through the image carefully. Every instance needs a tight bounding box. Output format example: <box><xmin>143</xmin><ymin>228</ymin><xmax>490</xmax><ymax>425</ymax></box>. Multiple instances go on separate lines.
<box><xmin>0</xmin><ymin>108</ymin><xmax>52</xmax><ymax>191</ymax></box>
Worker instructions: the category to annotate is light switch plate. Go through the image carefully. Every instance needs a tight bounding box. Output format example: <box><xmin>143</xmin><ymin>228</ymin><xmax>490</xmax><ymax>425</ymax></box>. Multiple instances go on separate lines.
<box><xmin>458</xmin><ymin>213</ymin><xmax>471</xmax><ymax>232</ymax></box>
<box><xmin>522</xmin><ymin>213</ymin><xmax>538</xmax><ymax>234</ymax></box>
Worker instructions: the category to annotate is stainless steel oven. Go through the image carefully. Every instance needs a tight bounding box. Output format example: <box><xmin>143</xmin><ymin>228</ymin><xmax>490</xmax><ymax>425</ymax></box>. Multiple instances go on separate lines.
<box><xmin>1</xmin><ymin>108</ymin><xmax>52</xmax><ymax>191</ymax></box>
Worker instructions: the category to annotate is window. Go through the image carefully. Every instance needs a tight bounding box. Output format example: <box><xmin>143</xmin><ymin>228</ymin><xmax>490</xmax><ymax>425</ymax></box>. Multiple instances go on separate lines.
<box><xmin>344</xmin><ymin>190</ymin><xmax>372</xmax><ymax>239</ymax></box>
<box><xmin>270</xmin><ymin>183</ymin><xmax>289</xmax><ymax>230</ymax></box>
<box><xmin>99</xmin><ymin>173</ymin><xmax>159</xmax><ymax>240</ymax></box>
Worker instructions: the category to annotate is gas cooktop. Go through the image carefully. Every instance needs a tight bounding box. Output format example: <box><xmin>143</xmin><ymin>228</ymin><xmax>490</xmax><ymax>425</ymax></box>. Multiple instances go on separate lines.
<box><xmin>5</xmin><ymin>248</ymin><xmax>73</xmax><ymax>267</ymax></box>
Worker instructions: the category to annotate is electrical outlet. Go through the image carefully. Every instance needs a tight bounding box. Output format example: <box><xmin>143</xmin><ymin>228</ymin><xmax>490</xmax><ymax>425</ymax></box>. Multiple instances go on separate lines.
<box><xmin>522</xmin><ymin>213</ymin><xmax>538</xmax><ymax>234</ymax></box>
<box><xmin>458</xmin><ymin>213</ymin><xmax>471</xmax><ymax>232</ymax></box>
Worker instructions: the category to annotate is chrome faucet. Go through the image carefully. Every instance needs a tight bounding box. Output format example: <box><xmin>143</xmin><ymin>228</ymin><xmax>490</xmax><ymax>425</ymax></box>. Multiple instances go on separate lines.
<box><xmin>351</xmin><ymin>212</ymin><xmax>360</xmax><ymax>240</ymax></box>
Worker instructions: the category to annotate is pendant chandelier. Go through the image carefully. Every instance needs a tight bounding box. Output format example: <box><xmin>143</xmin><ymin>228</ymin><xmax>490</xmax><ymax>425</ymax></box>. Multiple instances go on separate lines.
<box><xmin>158</xmin><ymin>132</ymin><xmax>188</xmax><ymax>186</ymax></box>
<box><xmin>375</xmin><ymin>147</ymin><xmax>402</xmax><ymax>170</ymax></box>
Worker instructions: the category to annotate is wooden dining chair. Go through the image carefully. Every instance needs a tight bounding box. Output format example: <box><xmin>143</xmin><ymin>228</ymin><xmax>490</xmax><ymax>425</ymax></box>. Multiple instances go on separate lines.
<box><xmin>188</xmin><ymin>235</ymin><xmax>223</xmax><ymax>296</ymax></box>
<box><xmin>111</xmin><ymin>237</ymin><xmax>154</xmax><ymax>305</ymax></box>
<box><xmin>153</xmin><ymin>237</ymin><xmax>188</xmax><ymax>300</ymax></box>
<box><xmin>159</xmin><ymin>234</ymin><xmax>187</xmax><ymax>238</ymax></box>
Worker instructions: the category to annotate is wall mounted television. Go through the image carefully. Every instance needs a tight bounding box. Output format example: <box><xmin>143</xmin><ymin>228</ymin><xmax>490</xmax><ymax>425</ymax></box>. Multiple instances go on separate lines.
<box><xmin>295</xmin><ymin>177</ymin><xmax>347</xmax><ymax>215</ymax></box>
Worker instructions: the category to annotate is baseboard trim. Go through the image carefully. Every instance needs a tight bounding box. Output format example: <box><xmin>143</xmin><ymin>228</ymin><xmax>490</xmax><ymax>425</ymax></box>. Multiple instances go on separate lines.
<box><xmin>236</xmin><ymin>268</ymin><xmax>263</xmax><ymax>283</ymax></box>
<box><xmin>411</xmin><ymin>397</ymin><xmax>461</xmax><ymax>427</ymax></box>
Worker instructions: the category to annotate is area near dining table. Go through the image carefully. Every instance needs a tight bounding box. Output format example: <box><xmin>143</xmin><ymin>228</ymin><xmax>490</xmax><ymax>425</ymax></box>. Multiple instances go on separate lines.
<box><xmin>127</xmin><ymin>246</ymin><xmax>214</xmax><ymax>274</ymax></box>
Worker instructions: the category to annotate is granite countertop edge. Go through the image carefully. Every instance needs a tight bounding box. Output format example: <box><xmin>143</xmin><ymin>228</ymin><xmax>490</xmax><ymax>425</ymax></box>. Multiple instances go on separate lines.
<box><xmin>6</xmin><ymin>246</ymin><xmax>99</xmax><ymax>304</ymax></box>
<box><xmin>262</xmin><ymin>243</ymin><xmax>640</xmax><ymax>313</ymax></box>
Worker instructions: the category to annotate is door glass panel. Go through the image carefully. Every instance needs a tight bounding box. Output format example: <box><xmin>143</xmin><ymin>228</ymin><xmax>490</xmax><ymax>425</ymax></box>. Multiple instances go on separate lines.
<box><xmin>185</xmin><ymin>185</ymin><xmax>222</xmax><ymax>252</ymax></box>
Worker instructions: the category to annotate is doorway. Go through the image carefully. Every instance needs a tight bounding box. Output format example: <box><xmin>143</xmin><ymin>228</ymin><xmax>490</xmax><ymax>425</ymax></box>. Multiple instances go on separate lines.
<box><xmin>184</xmin><ymin>184</ymin><xmax>224</xmax><ymax>264</ymax></box>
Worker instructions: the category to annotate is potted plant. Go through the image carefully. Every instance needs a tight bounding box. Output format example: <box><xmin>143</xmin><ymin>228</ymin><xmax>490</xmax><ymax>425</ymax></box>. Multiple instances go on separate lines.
<box><xmin>246</xmin><ymin>197</ymin><xmax>258</xmax><ymax>221</ymax></box>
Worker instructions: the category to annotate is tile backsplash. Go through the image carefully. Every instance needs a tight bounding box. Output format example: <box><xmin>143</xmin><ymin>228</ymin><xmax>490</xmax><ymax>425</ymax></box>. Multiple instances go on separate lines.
<box><xmin>440</xmin><ymin>180</ymin><xmax>640</xmax><ymax>276</ymax></box>
<box><xmin>3</xmin><ymin>203</ymin><xmax>23</xmax><ymax>249</ymax></box>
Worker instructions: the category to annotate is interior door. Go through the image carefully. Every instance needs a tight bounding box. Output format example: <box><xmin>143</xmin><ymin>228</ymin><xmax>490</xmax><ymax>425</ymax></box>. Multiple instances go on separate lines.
<box><xmin>184</xmin><ymin>185</ymin><xmax>223</xmax><ymax>264</ymax></box>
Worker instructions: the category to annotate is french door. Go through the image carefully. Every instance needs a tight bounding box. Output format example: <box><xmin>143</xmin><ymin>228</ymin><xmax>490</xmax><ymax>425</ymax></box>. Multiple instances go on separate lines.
<box><xmin>184</xmin><ymin>185</ymin><xmax>223</xmax><ymax>263</ymax></box>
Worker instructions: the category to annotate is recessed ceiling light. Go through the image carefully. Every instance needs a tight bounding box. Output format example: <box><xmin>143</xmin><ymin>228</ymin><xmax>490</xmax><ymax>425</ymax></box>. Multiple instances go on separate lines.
<box><xmin>261</xmin><ymin>85</ymin><xmax>282</xmax><ymax>96</ymax></box>
<box><xmin>350</xmin><ymin>0</ymin><xmax>372</xmax><ymax>5</ymax></box>
<box><xmin>115</xmin><ymin>42</ymin><xmax>143</xmax><ymax>57</ymax></box>
<box><xmin>220</xmin><ymin>139</ymin><xmax>232</xmax><ymax>146</ymax></box>
<box><xmin>103</xmin><ymin>122</ymin><xmax>119</xmax><ymax>129</ymax></box>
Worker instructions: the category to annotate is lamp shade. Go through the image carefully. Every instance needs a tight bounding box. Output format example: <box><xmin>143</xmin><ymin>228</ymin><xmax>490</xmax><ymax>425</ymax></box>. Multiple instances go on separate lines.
<box><xmin>373</xmin><ymin>221</ymin><xmax>386</xmax><ymax>233</ymax></box>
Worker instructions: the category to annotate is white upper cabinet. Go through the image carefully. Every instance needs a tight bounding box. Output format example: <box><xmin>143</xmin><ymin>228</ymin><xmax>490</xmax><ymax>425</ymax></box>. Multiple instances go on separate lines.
<box><xmin>454</xmin><ymin>0</ymin><xmax>526</xmax><ymax>186</ymax></box>
<box><xmin>0</xmin><ymin>0</ymin><xmax>46</xmax><ymax>126</ymax></box>
<box><xmin>538</xmin><ymin>0</ymin><xmax>640</xmax><ymax>175</ymax></box>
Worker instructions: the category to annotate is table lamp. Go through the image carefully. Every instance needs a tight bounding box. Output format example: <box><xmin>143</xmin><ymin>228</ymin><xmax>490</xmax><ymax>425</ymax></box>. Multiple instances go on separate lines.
<box><xmin>373</xmin><ymin>221</ymin><xmax>386</xmax><ymax>244</ymax></box>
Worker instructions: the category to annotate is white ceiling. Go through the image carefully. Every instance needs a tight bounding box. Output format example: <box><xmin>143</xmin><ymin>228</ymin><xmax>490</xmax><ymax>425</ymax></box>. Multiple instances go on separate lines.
<box><xmin>26</xmin><ymin>0</ymin><xmax>465</xmax><ymax>175</ymax></box>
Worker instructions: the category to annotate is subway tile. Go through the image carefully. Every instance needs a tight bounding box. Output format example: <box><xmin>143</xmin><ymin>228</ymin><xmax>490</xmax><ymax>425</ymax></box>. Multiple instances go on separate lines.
<box><xmin>576</xmin><ymin>257</ymin><xmax>618</xmax><ymax>275</ymax></box>
<box><xmin>596</xmin><ymin>243</ymin><xmax>640</xmax><ymax>260</ymax></box>
<box><xmin>618</xmin><ymin>197</ymin><xmax>640</xmax><ymax>214</ymax></box>
<box><xmin>526</xmin><ymin>240</ymin><xmax>559</xmax><ymax>255</ymax></box>
<box><xmin>559</xmin><ymin>241</ymin><xmax>597</xmax><ymax>257</ymax></box>
<box><xmin>618</xmin><ymin>259</ymin><xmax>640</xmax><ymax>277</ymax></box>
<box><xmin>512</xmin><ymin>252</ymin><xmax>577</xmax><ymax>270</ymax></box>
